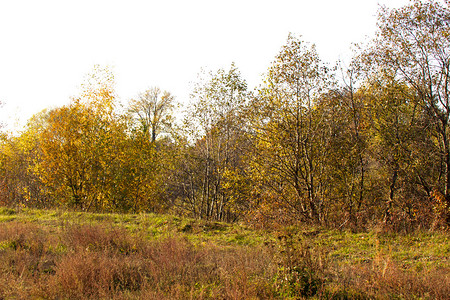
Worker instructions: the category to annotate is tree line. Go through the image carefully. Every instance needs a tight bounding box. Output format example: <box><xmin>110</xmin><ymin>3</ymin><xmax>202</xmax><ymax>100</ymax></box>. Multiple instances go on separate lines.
<box><xmin>1</xmin><ymin>0</ymin><xmax>449</xmax><ymax>230</ymax></box>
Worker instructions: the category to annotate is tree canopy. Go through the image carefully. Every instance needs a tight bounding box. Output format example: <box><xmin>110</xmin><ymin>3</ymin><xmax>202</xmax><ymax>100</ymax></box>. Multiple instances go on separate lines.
<box><xmin>1</xmin><ymin>0</ymin><xmax>448</xmax><ymax>230</ymax></box>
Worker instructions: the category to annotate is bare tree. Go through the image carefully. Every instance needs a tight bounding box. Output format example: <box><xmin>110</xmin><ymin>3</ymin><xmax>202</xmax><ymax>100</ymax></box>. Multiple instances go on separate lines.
<box><xmin>129</xmin><ymin>87</ymin><xmax>175</xmax><ymax>142</ymax></box>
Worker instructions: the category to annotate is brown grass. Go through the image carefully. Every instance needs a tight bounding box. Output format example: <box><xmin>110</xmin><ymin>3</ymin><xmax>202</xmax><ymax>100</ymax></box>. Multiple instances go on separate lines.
<box><xmin>0</xmin><ymin>220</ymin><xmax>448</xmax><ymax>299</ymax></box>
<box><xmin>0</xmin><ymin>222</ymin><xmax>277</xmax><ymax>299</ymax></box>
<box><xmin>332</xmin><ymin>255</ymin><xmax>450</xmax><ymax>299</ymax></box>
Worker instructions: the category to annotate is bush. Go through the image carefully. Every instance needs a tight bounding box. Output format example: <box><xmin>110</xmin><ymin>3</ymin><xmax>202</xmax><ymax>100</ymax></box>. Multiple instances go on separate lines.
<box><xmin>274</xmin><ymin>231</ymin><xmax>326</xmax><ymax>298</ymax></box>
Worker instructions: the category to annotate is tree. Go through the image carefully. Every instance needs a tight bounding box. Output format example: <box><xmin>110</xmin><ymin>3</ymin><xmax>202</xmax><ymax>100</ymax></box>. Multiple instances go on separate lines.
<box><xmin>0</xmin><ymin>66</ymin><xmax>170</xmax><ymax>213</ymax></box>
<box><xmin>321</xmin><ymin>63</ymin><xmax>372</xmax><ymax>227</ymax></box>
<box><xmin>36</xmin><ymin>66</ymin><xmax>120</xmax><ymax>210</ymax></box>
<box><xmin>0</xmin><ymin>100</ymin><xmax>4</xmax><ymax>130</ymax></box>
<box><xmin>173</xmin><ymin>63</ymin><xmax>249</xmax><ymax>220</ymax></box>
<box><xmin>128</xmin><ymin>87</ymin><xmax>175</xmax><ymax>143</ymax></box>
<box><xmin>249</xmin><ymin>34</ymin><xmax>332</xmax><ymax>224</ymax></box>
<box><xmin>372</xmin><ymin>0</ymin><xmax>450</xmax><ymax>224</ymax></box>
<box><xmin>362</xmin><ymin>73</ymin><xmax>438</xmax><ymax>227</ymax></box>
<box><xmin>0</xmin><ymin>110</ymin><xmax>52</xmax><ymax>208</ymax></box>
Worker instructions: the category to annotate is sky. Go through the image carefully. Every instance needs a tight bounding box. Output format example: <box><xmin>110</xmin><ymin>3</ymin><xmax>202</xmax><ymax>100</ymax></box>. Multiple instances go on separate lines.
<box><xmin>0</xmin><ymin>0</ymin><xmax>410</xmax><ymax>132</ymax></box>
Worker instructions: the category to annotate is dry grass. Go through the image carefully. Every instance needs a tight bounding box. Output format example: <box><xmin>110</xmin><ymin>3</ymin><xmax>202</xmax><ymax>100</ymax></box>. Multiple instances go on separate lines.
<box><xmin>0</xmin><ymin>222</ymin><xmax>277</xmax><ymax>299</ymax></box>
<box><xmin>330</xmin><ymin>252</ymin><xmax>450</xmax><ymax>299</ymax></box>
<box><xmin>0</xmin><ymin>211</ymin><xmax>448</xmax><ymax>299</ymax></box>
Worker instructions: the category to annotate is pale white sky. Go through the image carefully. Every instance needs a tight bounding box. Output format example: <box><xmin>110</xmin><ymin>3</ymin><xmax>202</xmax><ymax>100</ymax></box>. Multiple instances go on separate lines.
<box><xmin>0</xmin><ymin>0</ymin><xmax>409</xmax><ymax>132</ymax></box>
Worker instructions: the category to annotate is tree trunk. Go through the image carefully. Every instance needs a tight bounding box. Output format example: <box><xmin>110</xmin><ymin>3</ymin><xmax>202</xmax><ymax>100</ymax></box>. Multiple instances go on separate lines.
<box><xmin>443</xmin><ymin>128</ymin><xmax>450</xmax><ymax>225</ymax></box>
<box><xmin>384</xmin><ymin>166</ymin><xmax>398</xmax><ymax>224</ymax></box>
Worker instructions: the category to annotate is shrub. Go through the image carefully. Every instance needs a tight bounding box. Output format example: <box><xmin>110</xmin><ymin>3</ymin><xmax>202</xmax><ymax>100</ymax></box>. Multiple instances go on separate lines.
<box><xmin>274</xmin><ymin>231</ymin><xmax>326</xmax><ymax>298</ymax></box>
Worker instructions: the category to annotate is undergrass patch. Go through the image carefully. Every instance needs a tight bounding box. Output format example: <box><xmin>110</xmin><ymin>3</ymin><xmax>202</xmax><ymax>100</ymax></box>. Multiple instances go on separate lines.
<box><xmin>0</xmin><ymin>207</ymin><xmax>16</xmax><ymax>216</ymax></box>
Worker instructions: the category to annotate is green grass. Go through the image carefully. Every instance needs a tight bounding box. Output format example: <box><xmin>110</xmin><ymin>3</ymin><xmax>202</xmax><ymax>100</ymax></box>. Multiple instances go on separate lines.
<box><xmin>0</xmin><ymin>207</ymin><xmax>266</xmax><ymax>247</ymax></box>
<box><xmin>304</xmin><ymin>228</ymin><xmax>449</xmax><ymax>273</ymax></box>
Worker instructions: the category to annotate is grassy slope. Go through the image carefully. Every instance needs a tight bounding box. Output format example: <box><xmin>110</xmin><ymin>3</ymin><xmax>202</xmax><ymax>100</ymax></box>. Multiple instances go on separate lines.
<box><xmin>0</xmin><ymin>207</ymin><xmax>449</xmax><ymax>299</ymax></box>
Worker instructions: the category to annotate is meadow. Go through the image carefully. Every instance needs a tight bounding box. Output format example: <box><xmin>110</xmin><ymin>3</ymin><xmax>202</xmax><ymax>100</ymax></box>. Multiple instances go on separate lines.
<box><xmin>0</xmin><ymin>207</ymin><xmax>448</xmax><ymax>299</ymax></box>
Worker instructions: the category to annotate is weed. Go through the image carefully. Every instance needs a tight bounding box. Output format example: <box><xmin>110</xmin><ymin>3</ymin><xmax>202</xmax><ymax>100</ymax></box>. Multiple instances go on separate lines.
<box><xmin>274</xmin><ymin>230</ymin><xmax>326</xmax><ymax>298</ymax></box>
